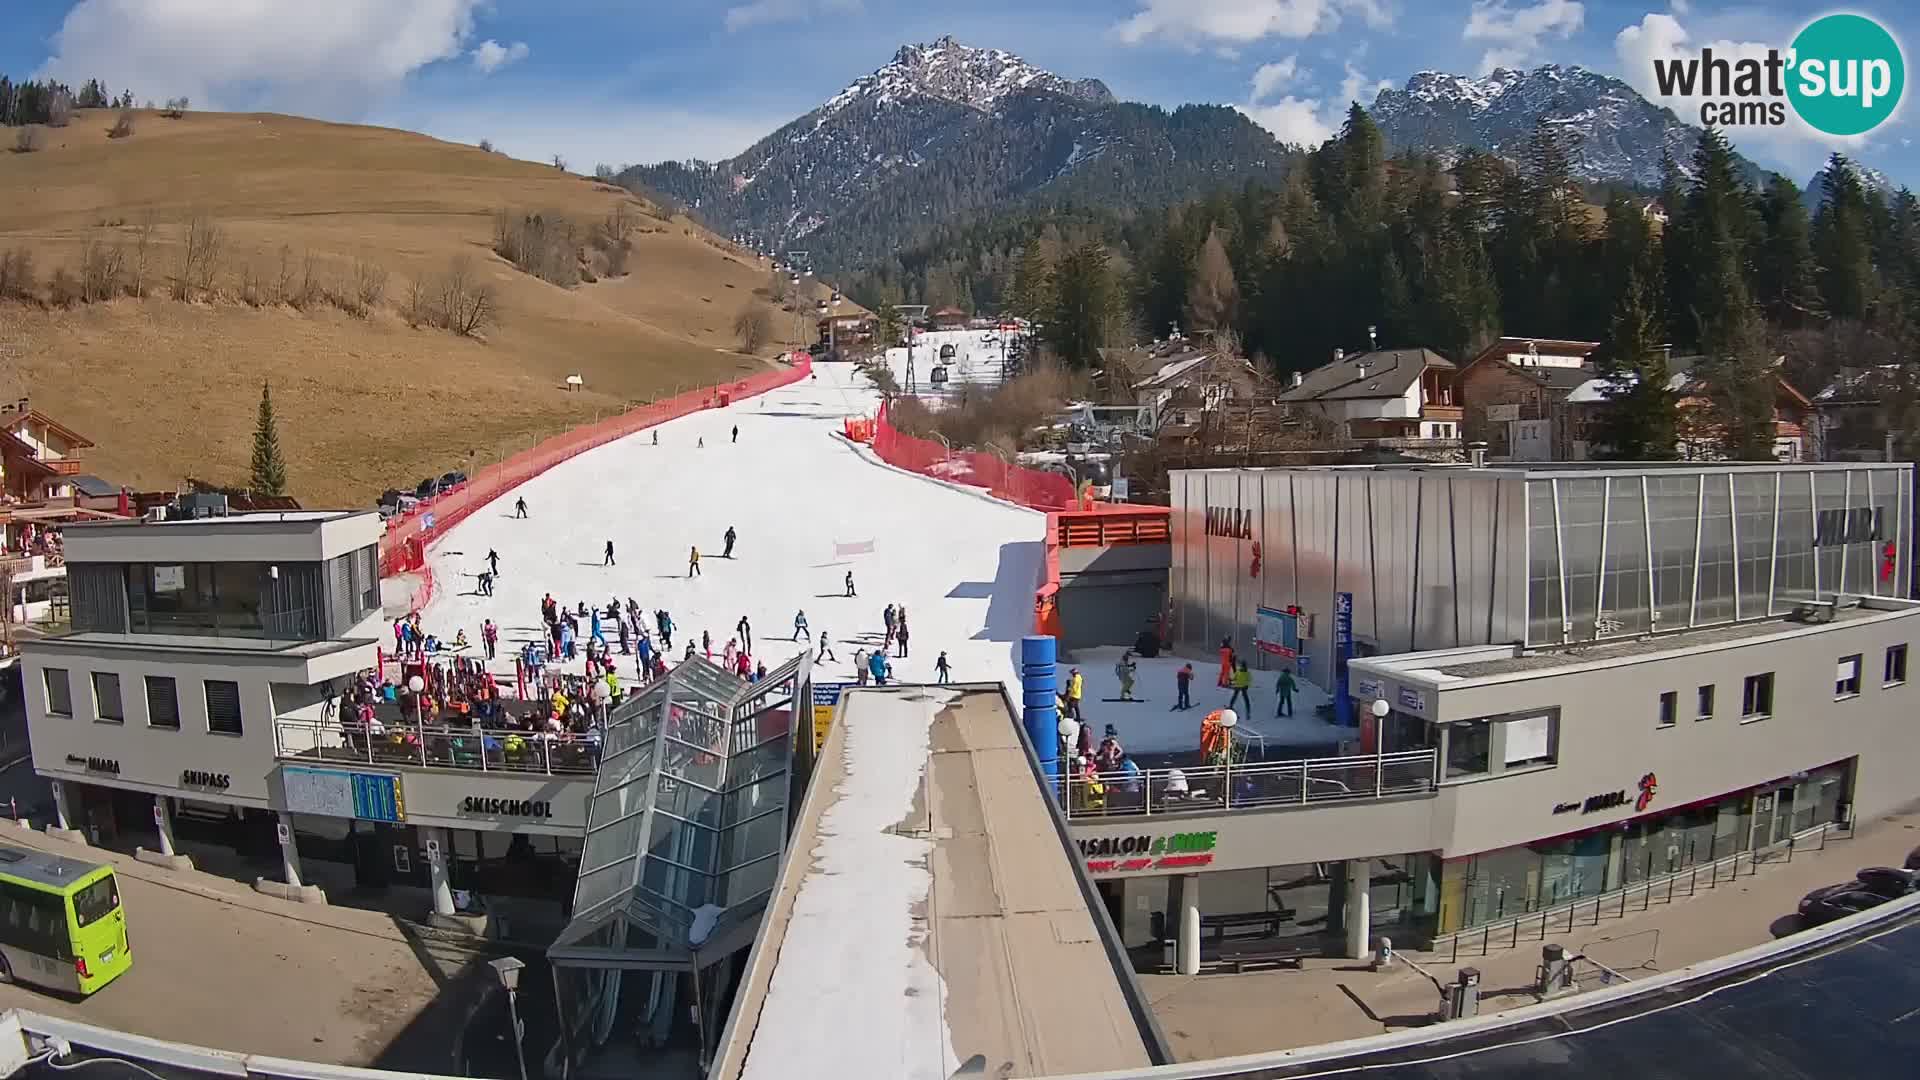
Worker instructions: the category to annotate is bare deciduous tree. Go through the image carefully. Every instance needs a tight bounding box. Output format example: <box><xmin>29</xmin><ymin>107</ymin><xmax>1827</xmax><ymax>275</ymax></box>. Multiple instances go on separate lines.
<box><xmin>128</xmin><ymin>213</ymin><xmax>157</xmax><ymax>297</ymax></box>
<box><xmin>12</xmin><ymin>126</ymin><xmax>44</xmax><ymax>154</ymax></box>
<box><xmin>48</xmin><ymin>267</ymin><xmax>81</xmax><ymax>308</ymax></box>
<box><xmin>79</xmin><ymin>233</ymin><xmax>126</xmax><ymax>302</ymax></box>
<box><xmin>162</xmin><ymin>97</ymin><xmax>189</xmax><ymax>119</ymax></box>
<box><xmin>293</xmin><ymin>251</ymin><xmax>322</xmax><ymax>309</ymax></box>
<box><xmin>272</xmin><ymin>245</ymin><xmax>295</xmax><ymax>305</ymax></box>
<box><xmin>0</xmin><ymin>249</ymin><xmax>38</xmax><ymax>301</ymax></box>
<box><xmin>352</xmin><ymin>258</ymin><xmax>388</xmax><ymax>316</ymax></box>
<box><xmin>173</xmin><ymin>214</ymin><xmax>225</xmax><ymax>301</ymax></box>
<box><xmin>238</xmin><ymin>264</ymin><xmax>265</xmax><ymax>307</ymax></box>
<box><xmin>46</xmin><ymin>91</ymin><xmax>74</xmax><ymax>129</ymax></box>
<box><xmin>435</xmin><ymin>257</ymin><xmax>496</xmax><ymax>338</ymax></box>
<box><xmin>108</xmin><ymin>109</ymin><xmax>136</xmax><ymax>139</ymax></box>
<box><xmin>594</xmin><ymin>163</ymin><xmax>616</xmax><ymax>182</ymax></box>
<box><xmin>478</xmin><ymin>138</ymin><xmax>495</xmax><ymax>153</ymax></box>
<box><xmin>733</xmin><ymin>305</ymin><xmax>773</xmax><ymax>353</ymax></box>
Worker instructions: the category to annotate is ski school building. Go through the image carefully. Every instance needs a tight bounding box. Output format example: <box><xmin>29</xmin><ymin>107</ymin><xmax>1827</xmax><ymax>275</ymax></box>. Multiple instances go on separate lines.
<box><xmin>1065</xmin><ymin>460</ymin><xmax>1920</xmax><ymax>954</ymax></box>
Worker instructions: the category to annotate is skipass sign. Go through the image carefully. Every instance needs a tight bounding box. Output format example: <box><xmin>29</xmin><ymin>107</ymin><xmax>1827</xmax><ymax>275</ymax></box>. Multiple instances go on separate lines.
<box><xmin>1650</xmin><ymin>13</ymin><xmax>1904</xmax><ymax>137</ymax></box>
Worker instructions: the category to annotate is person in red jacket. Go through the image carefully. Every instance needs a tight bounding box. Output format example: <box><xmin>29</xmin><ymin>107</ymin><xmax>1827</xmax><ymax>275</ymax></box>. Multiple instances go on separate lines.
<box><xmin>1217</xmin><ymin>637</ymin><xmax>1235</xmax><ymax>687</ymax></box>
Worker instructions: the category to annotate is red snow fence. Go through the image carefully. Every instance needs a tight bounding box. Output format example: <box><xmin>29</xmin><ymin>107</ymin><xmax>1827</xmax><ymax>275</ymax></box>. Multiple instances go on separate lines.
<box><xmin>379</xmin><ymin>357</ymin><xmax>814</xmax><ymax>598</ymax></box>
<box><xmin>869</xmin><ymin>399</ymin><xmax>1079</xmax><ymax>511</ymax></box>
<box><xmin>1034</xmin><ymin>506</ymin><xmax>1172</xmax><ymax>635</ymax></box>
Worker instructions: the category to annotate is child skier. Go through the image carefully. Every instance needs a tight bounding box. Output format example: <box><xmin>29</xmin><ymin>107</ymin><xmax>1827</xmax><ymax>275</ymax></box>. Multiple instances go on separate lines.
<box><xmin>1115</xmin><ymin>650</ymin><xmax>1138</xmax><ymax>701</ymax></box>
<box><xmin>793</xmin><ymin>609</ymin><xmax>809</xmax><ymax>641</ymax></box>
<box><xmin>934</xmin><ymin>651</ymin><xmax>951</xmax><ymax>684</ymax></box>
<box><xmin>1175</xmin><ymin>663</ymin><xmax>1194</xmax><ymax>710</ymax></box>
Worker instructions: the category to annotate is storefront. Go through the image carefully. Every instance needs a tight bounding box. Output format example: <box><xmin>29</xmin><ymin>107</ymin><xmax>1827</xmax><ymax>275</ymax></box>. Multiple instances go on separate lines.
<box><xmin>1433</xmin><ymin>759</ymin><xmax>1853</xmax><ymax>934</ymax></box>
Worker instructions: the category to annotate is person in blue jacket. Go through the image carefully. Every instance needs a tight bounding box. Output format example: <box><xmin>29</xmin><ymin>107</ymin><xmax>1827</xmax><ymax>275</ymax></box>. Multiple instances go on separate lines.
<box><xmin>868</xmin><ymin>649</ymin><xmax>890</xmax><ymax>686</ymax></box>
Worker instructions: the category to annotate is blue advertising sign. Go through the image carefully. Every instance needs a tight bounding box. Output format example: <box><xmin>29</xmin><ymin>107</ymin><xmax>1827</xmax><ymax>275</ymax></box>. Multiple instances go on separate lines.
<box><xmin>1334</xmin><ymin>592</ymin><xmax>1355</xmax><ymax>729</ymax></box>
<box><xmin>281</xmin><ymin>766</ymin><xmax>406</xmax><ymax>823</ymax></box>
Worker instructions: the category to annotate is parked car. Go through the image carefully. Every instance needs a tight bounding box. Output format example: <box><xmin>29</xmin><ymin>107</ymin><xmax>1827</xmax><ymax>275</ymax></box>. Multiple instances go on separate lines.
<box><xmin>377</xmin><ymin>488</ymin><xmax>404</xmax><ymax>512</ymax></box>
<box><xmin>439</xmin><ymin>470</ymin><xmax>468</xmax><ymax>491</ymax></box>
<box><xmin>415</xmin><ymin>477</ymin><xmax>439</xmax><ymax>499</ymax></box>
<box><xmin>1852</xmin><ymin>866</ymin><xmax>1919</xmax><ymax>899</ymax></box>
<box><xmin>1798</xmin><ymin>882</ymin><xmax>1889</xmax><ymax>925</ymax></box>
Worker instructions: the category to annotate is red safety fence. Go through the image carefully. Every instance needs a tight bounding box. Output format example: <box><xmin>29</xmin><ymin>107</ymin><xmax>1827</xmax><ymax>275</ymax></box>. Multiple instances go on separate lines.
<box><xmin>379</xmin><ymin>357</ymin><xmax>814</xmax><ymax>610</ymax></box>
<box><xmin>869</xmin><ymin>399</ymin><xmax>1080</xmax><ymax>511</ymax></box>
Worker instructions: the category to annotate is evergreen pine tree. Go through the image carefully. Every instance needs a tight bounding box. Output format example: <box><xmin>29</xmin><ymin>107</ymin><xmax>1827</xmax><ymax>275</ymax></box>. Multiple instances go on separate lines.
<box><xmin>1046</xmin><ymin>241</ymin><xmax>1116</xmax><ymax>368</ymax></box>
<box><xmin>1755</xmin><ymin>175</ymin><xmax>1824</xmax><ymax>327</ymax></box>
<box><xmin>249</xmin><ymin>381</ymin><xmax>288</xmax><ymax>496</ymax></box>
<box><xmin>1593</xmin><ymin>270</ymin><xmax>1678</xmax><ymax>460</ymax></box>
<box><xmin>1813</xmin><ymin>155</ymin><xmax>1878</xmax><ymax>321</ymax></box>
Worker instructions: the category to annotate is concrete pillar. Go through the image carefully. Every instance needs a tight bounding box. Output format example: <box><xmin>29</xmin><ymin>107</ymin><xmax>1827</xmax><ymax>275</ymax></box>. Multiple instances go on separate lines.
<box><xmin>1344</xmin><ymin>858</ymin><xmax>1372</xmax><ymax>960</ymax></box>
<box><xmin>1176</xmin><ymin>873</ymin><xmax>1202</xmax><ymax>976</ymax></box>
<box><xmin>153</xmin><ymin>796</ymin><xmax>177</xmax><ymax>857</ymax></box>
<box><xmin>277</xmin><ymin>812</ymin><xmax>304</xmax><ymax>888</ymax></box>
<box><xmin>426</xmin><ymin>828</ymin><xmax>456</xmax><ymax>917</ymax></box>
<box><xmin>50</xmin><ymin>782</ymin><xmax>72</xmax><ymax>831</ymax></box>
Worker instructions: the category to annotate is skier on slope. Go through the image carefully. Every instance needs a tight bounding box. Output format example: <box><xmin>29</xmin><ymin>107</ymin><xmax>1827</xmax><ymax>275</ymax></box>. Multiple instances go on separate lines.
<box><xmin>603</xmin><ymin>540</ymin><xmax>616</xmax><ymax>567</ymax></box>
<box><xmin>514</xmin><ymin>497</ymin><xmax>528</xmax><ymax>519</ymax></box>
<box><xmin>723</xmin><ymin>526</ymin><xmax>737</xmax><ymax>559</ymax></box>
<box><xmin>793</xmin><ymin>609</ymin><xmax>809</xmax><ymax>641</ymax></box>
<box><xmin>1115</xmin><ymin>650</ymin><xmax>1138</xmax><ymax>702</ymax></box>
<box><xmin>688</xmin><ymin>546</ymin><xmax>702</xmax><ymax>577</ymax></box>
<box><xmin>732</xmin><ymin>425</ymin><xmax>739</xmax><ymax>444</ymax></box>
<box><xmin>487</xmin><ymin>549</ymin><xmax>499</xmax><ymax>576</ymax></box>
<box><xmin>845</xmin><ymin>570</ymin><xmax>856</xmax><ymax>597</ymax></box>
<box><xmin>737</xmin><ymin>616</ymin><xmax>753</xmax><ymax>654</ymax></box>
<box><xmin>853</xmin><ymin>648</ymin><xmax>870</xmax><ymax>686</ymax></box>
<box><xmin>935</xmin><ymin>651</ymin><xmax>951</xmax><ymax>685</ymax></box>
<box><xmin>818</xmin><ymin>630</ymin><xmax>836</xmax><ymax>662</ymax></box>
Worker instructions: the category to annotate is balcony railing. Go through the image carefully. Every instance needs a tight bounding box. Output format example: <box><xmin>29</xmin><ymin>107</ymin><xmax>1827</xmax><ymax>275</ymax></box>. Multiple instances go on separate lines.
<box><xmin>274</xmin><ymin>717</ymin><xmax>599</xmax><ymax>776</ymax></box>
<box><xmin>1062</xmin><ymin>748</ymin><xmax>1438</xmax><ymax>818</ymax></box>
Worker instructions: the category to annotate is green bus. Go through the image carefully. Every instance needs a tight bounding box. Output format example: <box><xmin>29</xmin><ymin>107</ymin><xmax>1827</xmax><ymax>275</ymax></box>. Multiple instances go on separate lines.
<box><xmin>0</xmin><ymin>845</ymin><xmax>131</xmax><ymax>995</ymax></box>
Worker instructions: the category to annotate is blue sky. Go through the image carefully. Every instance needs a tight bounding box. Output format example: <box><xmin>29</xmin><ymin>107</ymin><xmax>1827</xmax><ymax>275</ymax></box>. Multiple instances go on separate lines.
<box><xmin>3</xmin><ymin>1</ymin><xmax>1915</xmax><ymax>187</ymax></box>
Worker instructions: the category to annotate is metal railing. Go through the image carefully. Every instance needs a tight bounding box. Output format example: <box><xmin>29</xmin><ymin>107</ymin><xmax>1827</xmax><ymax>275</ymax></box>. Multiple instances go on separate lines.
<box><xmin>1062</xmin><ymin>749</ymin><xmax>1438</xmax><ymax>818</ymax></box>
<box><xmin>274</xmin><ymin>717</ymin><xmax>599</xmax><ymax>776</ymax></box>
<box><xmin>1437</xmin><ymin>820</ymin><xmax>1841</xmax><ymax>961</ymax></box>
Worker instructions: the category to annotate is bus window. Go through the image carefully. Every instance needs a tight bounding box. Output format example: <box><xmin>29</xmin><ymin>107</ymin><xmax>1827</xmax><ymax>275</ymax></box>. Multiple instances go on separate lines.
<box><xmin>73</xmin><ymin>875</ymin><xmax>120</xmax><ymax>928</ymax></box>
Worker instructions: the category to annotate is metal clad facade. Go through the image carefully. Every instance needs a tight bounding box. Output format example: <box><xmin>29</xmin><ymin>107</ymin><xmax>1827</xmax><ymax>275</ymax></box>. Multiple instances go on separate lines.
<box><xmin>1170</xmin><ymin>464</ymin><xmax>1914</xmax><ymax>686</ymax></box>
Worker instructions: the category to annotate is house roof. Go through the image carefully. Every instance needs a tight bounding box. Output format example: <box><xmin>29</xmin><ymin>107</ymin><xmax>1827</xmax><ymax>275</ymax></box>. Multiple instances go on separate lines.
<box><xmin>1</xmin><ymin>409</ymin><xmax>94</xmax><ymax>450</ymax></box>
<box><xmin>1134</xmin><ymin>353</ymin><xmax>1212</xmax><ymax>389</ymax></box>
<box><xmin>1568</xmin><ymin>356</ymin><xmax>1810</xmax><ymax>408</ymax></box>
<box><xmin>1281</xmin><ymin>348</ymin><xmax>1454</xmax><ymax>403</ymax></box>
<box><xmin>0</xmin><ymin>431</ymin><xmax>57</xmax><ymax>476</ymax></box>
<box><xmin>1815</xmin><ymin>365</ymin><xmax>1902</xmax><ymax>404</ymax></box>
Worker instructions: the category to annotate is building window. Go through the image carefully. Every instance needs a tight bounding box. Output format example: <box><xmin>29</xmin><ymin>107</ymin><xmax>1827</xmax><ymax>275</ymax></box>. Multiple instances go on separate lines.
<box><xmin>1835</xmin><ymin>655</ymin><xmax>1863</xmax><ymax>699</ymax></box>
<box><xmin>1499</xmin><ymin>712</ymin><xmax>1557</xmax><ymax>768</ymax></box>
<box><xmin>204</xmin><ymin>680</ymin><xmax>243</xmax><ymax>735</ymax></box>
<box><xmin>92</xmin><ymin>672</ymin><xmax>124</xmax><ymax>723</ymax></box>
<box><xmin>1657</xmin><ymin>691</ymin><xmax>1677</xmax><ymax>729</ymax></box>
<box><xmin>1444</xmin><ymin>722</ymin><xmax>1491</xmax><ymax>779</ymax></box>
<box><xmin>1886</xmin><ymin>644</ymin><xmax>1908</xmax><ymax>686</ymax></box>
<box><xmin>1696</xmin><ymin>684</ymin><xmax>1714</xmax><ymax>721</ymax></box>
<box><xmin>43</xmin><ymin>669</ymin><xmax>72</xmax><ymax>717</ymax></box>
<box><xmin>1741</xmin><ymin>673</ymin><xmax>1774</xmax><ymax>721</ymax></box>
<box><xmin>145</xmin><ymin>676</ymin><xmax>180</xmax><ymax>730</ymax></box>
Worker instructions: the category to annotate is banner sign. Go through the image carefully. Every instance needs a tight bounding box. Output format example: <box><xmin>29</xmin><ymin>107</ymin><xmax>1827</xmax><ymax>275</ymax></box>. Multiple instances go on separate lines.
<box><xmin>1334</xmin><ymin>592</ymin><xmax>1354</xmax><ymax>729</ymax></box>
<box><xmin>1254</xmin><ymin>606</ymin><xmax>1300</xmax><ymax>658</ymax></box>
<box><xmin>812</xmin><ymin>683</ymin><xmax>848</xmax><ymax>754</ymax></box>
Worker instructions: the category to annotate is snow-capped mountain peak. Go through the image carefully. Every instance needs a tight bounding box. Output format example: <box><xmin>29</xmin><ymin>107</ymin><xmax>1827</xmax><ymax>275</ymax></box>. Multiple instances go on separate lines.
<box><xmin>820</xmin><ymin>35</ymin><xmax>1113</xmax><ymax>116</ymax></box>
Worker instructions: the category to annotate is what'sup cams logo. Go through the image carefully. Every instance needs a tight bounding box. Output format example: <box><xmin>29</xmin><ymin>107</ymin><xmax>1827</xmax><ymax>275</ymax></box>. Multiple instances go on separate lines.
<box><xmin>1652</xmin><ymin>13</ymin><xmax>1905</xmax><ymax>136</ymax></box>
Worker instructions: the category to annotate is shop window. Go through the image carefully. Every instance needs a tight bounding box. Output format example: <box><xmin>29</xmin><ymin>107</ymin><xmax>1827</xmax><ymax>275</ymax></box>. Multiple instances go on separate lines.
<box><xmin>1444</xmin><ymin>722</ymin><xmax>1490</xmax><ymax>779</ymax></box>
<box><xmin>1696</xmin><ymin>684</ymin><xmax>1714</xmax><ymax>721</ymax></box>
<box><xmin>205</xmin><ymin>680</ymin><xmax>243</xmax><ymax>735</ymax></box>
<box><xmin>92</xmin><ymin>672</ymin><xmax>124</xmax><ymax>723</ymax></box>
<box><xmin>146</xmin><ymin>676</ymin><xmax>180</xmax><ymax>730</ymax></box>
<box><xmin>1499</xmin><ymin>711</ymin><xmax>1557</xmax><ymax>767</ymax></box>
<box><xmin>1741</xmin><ymin>672</ymin><xmax>1773</xmax><ymax>721</ymax></box>
<box><xmin>1835</xmin><ymin>655</ymin><xmax>1862</xmax><ymax>699</ymax></box>
<box><xmin>1885</xmin><ymin>644</ymin><xmax>1908</xmax><ymax>686</ymax></box>
<box><xmin>1657</xmin><ymin>691</ymin><xmax>1677</xmax><ymax>729</ymax></box>
<box><xmin>42</xmin><ymin>669</ymin><xmax>72</xmax><ymax>717</ymax></box>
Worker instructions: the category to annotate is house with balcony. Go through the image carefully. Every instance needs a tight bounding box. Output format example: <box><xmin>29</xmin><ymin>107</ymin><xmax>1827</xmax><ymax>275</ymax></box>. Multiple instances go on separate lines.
<box><xmin>1456</xmin><ymin>336</ymin><xmax>1602</xmax><ymax>461</ymax></box>
<box><xmin>0</xmin><ymin>398</ymin><xmax>94</xmax><ymax>503</ymax></box>
<box><xmin>1564</xmin><ymin>355</ymin><xmax>1814</xmax><ymax>462</ymax></box>
<box><xmin>1278</xmin><ymin>347</ymin><xmax>1462</xmax><ymax>457</ymax></box>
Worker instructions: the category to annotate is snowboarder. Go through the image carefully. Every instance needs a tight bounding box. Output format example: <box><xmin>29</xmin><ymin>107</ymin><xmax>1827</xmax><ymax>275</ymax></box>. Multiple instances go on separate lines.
<box><xmin>723</xmin><ymin>526</ymin><xmax>737</xmax><ymax>558</ymax></box>
<box><xmin>896</xmin><ymin>622</ymin><xmax>909</xmax><ymax>658</ymax></box>
<box><xmin>1275</xmin><ymin>666</ymin><xmax>1297</xmax><ymax>718</ymax></box>
<box><xmin>793</xmin><ymin>609</ymin><xmax>809</xmax><ymax>641</ymax></box>
<box><xmin>688</xmin><ymin>546</ymin><xmax>701</xmax><ymax>577</ymax></box>
<box><xmin>1228</xmin><ymin>660</ymin><xmax>1253</xmax><ymax>713</ymax></box>
<box><xmin>1115</xmin><ymin>650</ymin><xmax>1138</xmax><ymax>701</ymax></box>
<box><xmin>934</xmin><ymin>651</ymin><xmax>951</xmax><ymax>684</ymax></box>
<box><xmin>603</xmin><ymin>540</ymin><xmax>616</xmax><ymax>567</ymax></box>
<box><xmin>818</xmin><ymin>630</ymin><xmax>836</xmax><ymax>662</ymax></box>
<box><xmin>1175</xmin><ymin>663</ymin><xmax>1194</xmax><ymax>710</ymax></box>
<box><xmin>487</xmin><ymin>549</ymin><xmax>500</xmax><ymax>576</ymax></box>
<box><xmin>1065</xmin><ymin>667</ymin><xmax>1084</xmax><ymax>720</ymax></box>
<box><xmin>845</xmin><ymin>570</ymin><xmax>856</xmax><ymax>597</ymax></box>
<box><xmin>737</xmin><ymin>616</ymin><xmax>752</xmax><ymax>654</ymax></box>
<box><xmin>731</xmin><ymin>425</ymin><xmax>739</xmax><ymax>444</ymax></box>
<box><xmin>514</xmin><ymin>497</ymin><xmax>527</xmax><ymax>519</ymax></box>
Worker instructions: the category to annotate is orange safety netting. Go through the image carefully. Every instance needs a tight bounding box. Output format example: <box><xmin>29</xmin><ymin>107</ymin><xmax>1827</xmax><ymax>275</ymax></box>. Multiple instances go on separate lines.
<box><xmin>380</xmin><ymin>358</ymin><xmax>815</xmax><ymax>608</ymax></box>
<box><xmin>869</xmin><ymin>399</ymin><xmax>1080</xmax><ymax>511</ymax></box>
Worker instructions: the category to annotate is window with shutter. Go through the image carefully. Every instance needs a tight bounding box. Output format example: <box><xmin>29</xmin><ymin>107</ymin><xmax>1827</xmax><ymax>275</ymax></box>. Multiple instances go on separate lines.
<box><xmin>145</xmin><ymin>676</ymin><xmax>180</xmax><ymax>729</ymax></box>
<box><xmin>205</xmin><ymin>680</ymin><xmax>243</xmax><ymax>735</ymax></box>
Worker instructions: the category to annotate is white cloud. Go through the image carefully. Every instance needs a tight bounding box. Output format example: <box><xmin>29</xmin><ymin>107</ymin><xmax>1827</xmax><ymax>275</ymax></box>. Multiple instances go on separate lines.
<box><xmin>1463</xmin><ymin>0</ymin><xmax>1584</xmax><ymax>75</ymax></box>
<box><xmin>1614</xmin><ymin>11</ymin><xmax>1865</xmax><ymax>175</ymax></box>
<box><xmin>1239</xmin><ymin>60</ymin><xmax>1388</xmax><ymax>148</ymax></box>
<box><xmin>471</xmin><ymin>40</ymin><xmax>529</xmax><ymax>75</ymax></box>
<box><xmin>38</xmin><ymin>0</ymin><xmax>485</xmax><ymax>117</ymax></box>
<box><xmin>376</xmin><ymin>98</ymin><xmax>791</xmax><ymax>170</ymax></box>
<box><xmin>1116</xmin><ymin>0</ymin><xmax>1392</xmax><ymax>48</ymax></box>
<box><xmin>1251</xmin><ymin>56</ymin><xmax>1301</xmax><ymax>101</ymax></box>
<box><xmin>723</xmin><ymin>0</ymin><xmax>863</xmax><ymax>33</ymax></box>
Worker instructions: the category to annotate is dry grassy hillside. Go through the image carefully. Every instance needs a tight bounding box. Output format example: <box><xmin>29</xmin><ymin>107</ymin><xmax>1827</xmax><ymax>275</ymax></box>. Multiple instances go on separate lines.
<box><xmin>0</xmin><ymin>108</ymin><xmax>841</xmax><ymax>506</ymax></box>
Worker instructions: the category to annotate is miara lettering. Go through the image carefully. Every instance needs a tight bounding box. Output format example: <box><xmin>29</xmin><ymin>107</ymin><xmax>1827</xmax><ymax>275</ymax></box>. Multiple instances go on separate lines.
<box><xmin>1204</xmin><ymin>507</ymin><xmax>1254</xmax><ymax>539</ymax></box>
<box><xmin>461</xmin><ymin>796</ymin><xmax>553</xmax><ymax>818</ymax></box>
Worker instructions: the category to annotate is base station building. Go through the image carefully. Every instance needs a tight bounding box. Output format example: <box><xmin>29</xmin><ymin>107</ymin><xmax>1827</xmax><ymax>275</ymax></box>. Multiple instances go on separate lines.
<box><xmin>1072</xmin><ymin>462</ymin><xmax>1919</xmax><ymax>949</ymax></box>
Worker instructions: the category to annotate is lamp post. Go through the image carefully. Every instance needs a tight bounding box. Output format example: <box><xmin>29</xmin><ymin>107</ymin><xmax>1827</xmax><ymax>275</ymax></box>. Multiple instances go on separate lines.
<box><xmin>408</xmin><ymin>673</ymin><xmax>426</xmax><ymax>729</ymax></box>
<box><xmin>1057</xmin><ymin>716</ymin><xmax>1080</xmax><ymax>809</ymax></box>
<box><xmin>1219</xmin><ymin>708</ymin><xmax>1238</xmax><ymax>808</ymax></box>
<box><xmin>488</xmin><ymin>956</ymin><xmax>530</xmax><ymax>1080</ymax></box>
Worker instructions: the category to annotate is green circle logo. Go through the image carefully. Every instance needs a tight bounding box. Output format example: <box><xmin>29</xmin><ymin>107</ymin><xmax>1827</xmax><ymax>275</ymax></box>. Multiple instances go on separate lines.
<box><xmin>1787</xmin><ymin>14</ymin><xmax>1905</xmax><ymax>136</ymax></box>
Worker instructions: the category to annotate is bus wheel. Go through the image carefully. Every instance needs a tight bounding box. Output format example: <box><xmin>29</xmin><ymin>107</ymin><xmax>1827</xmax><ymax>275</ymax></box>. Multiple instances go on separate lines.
<box><xmin>0</xmin><ymin>955</ymin><xmax>12</xmax><ymax>984</ymax></box>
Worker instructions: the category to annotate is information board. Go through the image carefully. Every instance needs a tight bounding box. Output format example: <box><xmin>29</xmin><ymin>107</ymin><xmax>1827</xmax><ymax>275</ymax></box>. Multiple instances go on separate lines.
<box><xmin>1254</xmin><ymin>606</ymin><xmax>1299</xmax><ymax>658</ymax></box>
<box><xmin>282</xmin><ymin>766</ymin><xmax>406</xmax><ymax>823</ymax></box>
<box><xmin>806</xmin><ymin>684</ymin><xmax>844</xmax><ymax>753</ymax></box>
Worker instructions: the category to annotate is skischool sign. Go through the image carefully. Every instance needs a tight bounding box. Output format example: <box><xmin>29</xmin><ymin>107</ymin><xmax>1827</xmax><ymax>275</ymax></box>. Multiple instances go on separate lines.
<box><xmin>1079</xmin><ymin>830</ymin><xmax>1218</xmax><ymax>873</ymax></box>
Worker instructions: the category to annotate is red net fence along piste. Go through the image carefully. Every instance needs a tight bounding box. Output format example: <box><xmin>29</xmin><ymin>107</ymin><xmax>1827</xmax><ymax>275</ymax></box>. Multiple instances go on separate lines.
<box><xmin>868</xmin><ymin>399</ymin><xmax>1079</xmax><ymax>512</ymax></box>
<box><xmin>380</xmin><ymin>357</ymin><xmax>814</xmax><ymax>610</ymax></box>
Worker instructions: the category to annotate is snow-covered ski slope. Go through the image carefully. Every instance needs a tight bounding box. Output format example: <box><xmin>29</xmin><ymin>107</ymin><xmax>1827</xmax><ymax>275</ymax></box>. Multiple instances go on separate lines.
<box><xmin>418</xmin><ymin>361</ymin><xmax>1044</xmax><ymax>692</ymax></box>
<box><xmin>878</xmin><ymin>328</ymin><xmax>1011</xmax><ymax>400</ymax></box>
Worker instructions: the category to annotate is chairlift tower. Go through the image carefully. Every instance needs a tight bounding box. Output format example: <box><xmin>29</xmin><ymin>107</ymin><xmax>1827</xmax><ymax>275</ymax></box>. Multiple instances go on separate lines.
<box><xmin>893</xmin><ymin>304</ymin><xmax>929</xmax><ymax>394</ymax></box>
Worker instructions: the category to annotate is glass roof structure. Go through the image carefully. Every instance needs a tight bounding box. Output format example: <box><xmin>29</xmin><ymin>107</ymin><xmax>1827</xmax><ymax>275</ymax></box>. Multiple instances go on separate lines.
<box><xmin>551</xmin><ymin>651</ymin><xmax>809</xmax><ymax>967</ymax></box>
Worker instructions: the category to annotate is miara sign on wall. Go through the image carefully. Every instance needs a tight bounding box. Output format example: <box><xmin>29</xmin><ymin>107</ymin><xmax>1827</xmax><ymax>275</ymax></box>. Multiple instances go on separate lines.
<box><xmin>1204</xmin><ymin>507</ymin><xmax>1255</xmax><ymax>539</ymax></box>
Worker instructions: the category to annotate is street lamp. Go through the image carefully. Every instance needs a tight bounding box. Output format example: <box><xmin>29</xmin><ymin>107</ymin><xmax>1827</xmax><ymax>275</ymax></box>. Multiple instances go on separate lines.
<box><xmin>1057</xmin><ymin>716</ymin><xmax>1080</xmax><ymax>808</ymax></box>
<box><xmin>489</xmin><ymin>956</ymin><xmax>530</xmax><ymax>1080</ymax></box>
<box><xmin>1219</xmin><ymin>708</ymin><xmax>1237</xmax><ymax>807</ymax></box>
<box><xmin>407</xmin><ymin>673</ymin><xmax>426</xmax><ymax>728</ymax></box>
